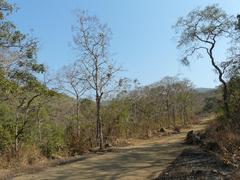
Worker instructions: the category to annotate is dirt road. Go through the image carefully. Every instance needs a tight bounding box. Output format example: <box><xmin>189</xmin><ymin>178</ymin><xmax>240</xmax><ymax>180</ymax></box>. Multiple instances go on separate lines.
<box><xmin>13</xmin><ymin>120</ymin><xmax>208</xmax><ymax>180</ymax></box>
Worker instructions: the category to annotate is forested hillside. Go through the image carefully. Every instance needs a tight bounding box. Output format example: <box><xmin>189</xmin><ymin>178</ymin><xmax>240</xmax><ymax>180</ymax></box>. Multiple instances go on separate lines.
<box><xmin>0</xmin><ymin>1</ymin><xmax>205</xmax><ymax>168</ymax></box>
<box><xmin>0</xmin><ymin>1</ymin><xmax>240</xmax><ymax>179</ymax></box>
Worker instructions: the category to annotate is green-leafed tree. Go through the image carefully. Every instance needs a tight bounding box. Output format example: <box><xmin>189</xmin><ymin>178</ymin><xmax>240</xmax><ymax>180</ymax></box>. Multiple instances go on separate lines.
<box><xmin>0</xmin><ymin>0</ymin><xmax>54</xmax><ymax>155</ymax></box>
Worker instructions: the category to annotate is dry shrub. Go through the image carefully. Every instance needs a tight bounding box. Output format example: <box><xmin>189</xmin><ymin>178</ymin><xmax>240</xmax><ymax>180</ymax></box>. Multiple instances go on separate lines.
<box><xmin>0</xmin><ymin>145</ymin><xmax>47</xmax><ymax>169</ymax></box>
<box><xmin>65</xmin><ymin>130</ymin><xmax>92</xmax><ymax>155</ymax></box>
<box><xmin>203</xmin><ymin>120</ymin><xmax>240</xmax><ymax>166</ymax></box>
<box><xmin>18</xmin><ymin>145</ymin><xmax>47</xmax><ymax>167</ymax></box>
<box><xmin>0</xmin><ymin>153</ymin><xmax>12</xmax><ymax>169</ymax></box>
<box><xmin>217</xmin><ymin>129</ymin><xmax>240</xmax><ymax>166</ymax></box>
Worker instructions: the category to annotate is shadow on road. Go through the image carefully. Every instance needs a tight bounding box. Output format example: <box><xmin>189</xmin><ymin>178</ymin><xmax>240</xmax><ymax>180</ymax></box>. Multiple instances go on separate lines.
<box><xmin>14</xmin><ymin>140</ymin><xmax>186</xmax><ymax>180</ymax></box>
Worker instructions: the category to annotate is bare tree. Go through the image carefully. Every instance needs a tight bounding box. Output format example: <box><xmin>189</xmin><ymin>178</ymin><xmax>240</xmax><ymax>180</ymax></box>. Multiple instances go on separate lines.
<box><xmin>160</xmin><ymin>76</ymin><xmax>180</xmax><ymax>127</ymax></box>
<box><xmin>174</xmin><ymin>5</ymin><xmax>236</xmax><ymax>118</ymax></box>
<box><xmin>72</xmin><ymin>11</ymin><xmax>121</xmax><ymax>150</ymax></box>
<box><xmin>176</xmin><ymin>79</ymin><xmax>195</xmax><ymax>125</ymax></box>
<box><xmin>56</xmin><ymin>62</ymin><xmax>86</xmax><ymax>133</ymax></box>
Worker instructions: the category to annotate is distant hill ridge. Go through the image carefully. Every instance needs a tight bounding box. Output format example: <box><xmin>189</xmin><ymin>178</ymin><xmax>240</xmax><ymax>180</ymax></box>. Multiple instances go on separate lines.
<box><xmin>195</xmin><ymin>88</ymin><xmax>214</xmax><ymax>93</ymax></box>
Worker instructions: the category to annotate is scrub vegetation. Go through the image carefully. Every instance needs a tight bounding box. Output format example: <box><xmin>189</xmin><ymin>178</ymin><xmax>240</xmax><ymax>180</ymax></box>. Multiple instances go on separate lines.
<box><xmin>0</xmin><ymin>1</ymin><xmax>240</xmax><ymax>179</ymax></box>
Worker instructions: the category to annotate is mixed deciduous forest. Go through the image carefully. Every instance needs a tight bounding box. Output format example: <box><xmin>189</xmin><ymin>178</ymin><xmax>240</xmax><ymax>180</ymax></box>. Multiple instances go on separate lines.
<box><xmin>0</xmin><ymin>0</ymin><xmax>240</xmax><ymax>179</ymax></box>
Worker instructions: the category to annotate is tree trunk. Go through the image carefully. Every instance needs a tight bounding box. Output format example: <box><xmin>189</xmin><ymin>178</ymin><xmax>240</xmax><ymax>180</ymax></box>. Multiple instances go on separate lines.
<box><xmin>222</xmin><ymin>83</ymin><xmax>230</xmax><ymax>118</ymax></box>
<box><xmin>208</xmin><ymin>42</ymin><xmax>230</xmax><ymax>118</ymax></box>
<box><xmin>172</xmin><ymin>107</ymin><xmax>176</xmax><ymax>128</ymax></box>
<box><xmin>76</xmin><ymin>96</ymin><xmax>81</xmax><ymax>136</ymax></box>
<box><xmin>166</xmin><ymin>99</ymin><xmax>170</xmax><ymax>127</ymax></box>
<box><xmin>183</xmin><ymin>105</ymin><xmax>188</xmax><ymax>125</ymax></box>
<box><xmin>181</xmin><ymin>107</ymin><xmax>185</xmax><ymax>125</ymax></box>
<box><xmin>37</xmin><ymin>109</ymin><xmax>42</xmax><ymax>142</ymax></box>
<box><xmin>96</xmin><ymin>97</ymin><xmax>99</xmax><ymax>140</ymax></box>
<box><xmin>15</xmin><ymin>112</ymin><xmax>19</xmax><ymax>154</ymax></box>
<box><xmin>96</xmin><ymin>95</ymin><xmax>104</xmax><ymax>150</ymax></box>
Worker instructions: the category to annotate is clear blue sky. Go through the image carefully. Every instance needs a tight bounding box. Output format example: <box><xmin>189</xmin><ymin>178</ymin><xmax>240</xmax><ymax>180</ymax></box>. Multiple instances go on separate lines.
<box><xmin>9</xmin><ymin>0</ymin><xmax>240</xmax><ymax>88</ymax></box>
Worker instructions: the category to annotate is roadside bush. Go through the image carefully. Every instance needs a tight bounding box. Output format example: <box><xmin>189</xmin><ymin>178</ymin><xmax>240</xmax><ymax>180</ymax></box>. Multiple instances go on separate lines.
<box><xmin>0</xmin><ymin>104</ymin><xmax>14</xmax><ymax>154</ymax></box>
<box><xmin>40</xmin><ymin>123</ymin><xmax>65</xmax><ymax>158</ymax></box>
<box><xmin>18</xmin><ymin>145</ymin><xmax>45</xmax><ymax>167</ymax></box>
<box><xmin>0</xmin><ymin>125</ymin><xmax>11</xmax><ymax>153</ymax></box>
<box><xmin>65</xmin><ymin>122</ymin><xmax>92</xmax><ymax>155</ymax></box>
<box><xmin>228</xmin><ymin>76</ymin><xmax>240</xmax><ymax>126</ymax></box>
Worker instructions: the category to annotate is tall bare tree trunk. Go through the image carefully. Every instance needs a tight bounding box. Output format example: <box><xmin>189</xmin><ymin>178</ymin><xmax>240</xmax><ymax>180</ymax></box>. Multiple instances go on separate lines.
<box><xmin>96</xmin><ymin>95</ymin><xmax>104</xmax><ymax>150</ymax></box>
<box><xmin>76</xmin><ymin>96</ymin><xmax>81</xmax><ymax>136</ymax></box>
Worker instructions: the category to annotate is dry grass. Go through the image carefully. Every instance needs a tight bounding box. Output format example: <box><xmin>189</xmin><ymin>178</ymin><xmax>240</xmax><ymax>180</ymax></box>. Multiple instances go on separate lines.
<box><xmin>0</xmin><ymin>145</ymin><xmax>47</xmax><ymax>169</ymax></box>
<box><xmin>0</xmin><ymin>153</ymin><xmax>92</xmax><ymax>180</ymax></box>
<box><xmin>201</xmin><ymin>118</ymin><xmax>240</xmax><ymax>174</ymax></box>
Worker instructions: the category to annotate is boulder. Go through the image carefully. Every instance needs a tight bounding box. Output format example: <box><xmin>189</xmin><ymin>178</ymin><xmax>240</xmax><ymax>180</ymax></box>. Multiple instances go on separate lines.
<box><xmin>104</xmin><ymin>143</ymin><xmax>112</xmax><ymax>149</ymax></box>
<box><xmin>185</xmin><ymin>130</ymin><xmax>201</xmax><ymax>145</ymax></box>
<box><xmin>159</xmin><ymin>128</ymin><xmax>166</xmax><ymax>133</ymax></box>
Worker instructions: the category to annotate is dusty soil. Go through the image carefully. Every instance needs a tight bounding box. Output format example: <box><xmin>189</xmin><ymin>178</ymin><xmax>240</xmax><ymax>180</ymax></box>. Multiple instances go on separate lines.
<box><xmin>11</xmin><ymin>119</ymin><xmax>209</xmax><ymax>180</ymax></box>
<box><xmin>155</xmin><ymin>148</ymin><xmax>234</xmax><ymax>180</ymax></box>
